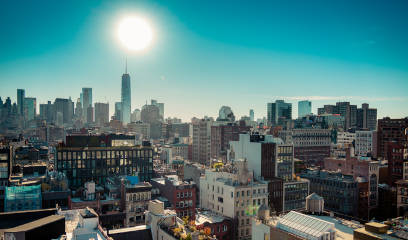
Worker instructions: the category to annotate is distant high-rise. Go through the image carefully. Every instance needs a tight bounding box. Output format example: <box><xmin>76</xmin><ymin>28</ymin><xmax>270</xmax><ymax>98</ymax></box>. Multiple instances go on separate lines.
<box><xmin>357</xmin><ymin>103</ymin><xmax>377</xmax><ymax>130</ymax></box>
<box><xmin>298</xmin><ymin>100</ymin><xmax>312</xmax><ymax>118</ymax></box>
<box><xmin>39</xmin><ymin>101</ymin><xmax>54</xmax><ymax>123</ymax></box>
<box><xmin>54</xmin><ymin>98</ymin><xmax>74</xmax><ymax>124</ymax></box>
<box><xmin>17</xmin><ymin>89</ymin><xmax>25</xmax><ymax>116</ymax></box>
<box><xmin>94</xmin><ymin>102</ymin><xmax>109</xmax><ymax>126</ymax></box>
<box><xmin>23</xmin><ymin>97</ymin><xmax>36</xmax><ymax>121</ymax></box>
<box><xmin>114</xmin><ymin>102</ymin><xmax>122</xmax><ymax>122</ymax></box>
<box><xmin>82</xmin><ymin>88</ymin><xmax>92</xmax><ymax>123</ymax></box>
<box><xmin>267</xmin><ymin>100</ymin><xmax>292</xmax><ymax>126</ymax></box>
<box><xmin>249</xmin><ymin>109</ymin><xmax>254</xmax><ymax>121</ymax></box>
<box><xmin>121</xmin><ymin>65</ymin><xmax>131</xmax><ymax>124</ymax></box>
<box><xmin>151</xmin><ymin>99</ymin><xmax>164</xmax><ymax>120</ymax></box>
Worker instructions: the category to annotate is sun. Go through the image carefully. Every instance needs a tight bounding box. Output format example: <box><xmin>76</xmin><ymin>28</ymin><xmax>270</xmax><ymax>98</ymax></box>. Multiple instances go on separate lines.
<box><xmin>117</xmin><ymin>16</ymin><xmax>153</xmax><ymax>51</ymax></box>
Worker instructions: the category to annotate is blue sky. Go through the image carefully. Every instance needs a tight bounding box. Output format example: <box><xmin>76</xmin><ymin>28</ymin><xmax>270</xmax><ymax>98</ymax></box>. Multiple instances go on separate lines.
<box><xmin>0</xmin><ymin>0</ymin><xmax>407</xmax><ymax>121</ymax></box>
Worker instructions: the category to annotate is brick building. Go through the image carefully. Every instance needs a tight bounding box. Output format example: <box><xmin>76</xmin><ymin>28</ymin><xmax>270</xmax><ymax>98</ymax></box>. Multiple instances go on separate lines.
<box><xmin>151</xmin><ymin>175</ymin><xmax>196</xmax><ymax>219</ymax></box>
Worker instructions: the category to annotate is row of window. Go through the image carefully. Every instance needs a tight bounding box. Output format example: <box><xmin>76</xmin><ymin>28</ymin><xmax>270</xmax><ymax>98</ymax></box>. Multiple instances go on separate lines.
<box><xmin>127</xmin><ymin>192</ymin><xmax>151</xmax><ymax>202</ymax></box>
<box><xmin>176</xmin><ymin>191</ymin><xmax>193</xmax><ymax>198</ymax></box>
<box><xmin>58</xmin><ymin>150</ymin><xmax>152</xmax><ymax>160</ymax></box>
<box><xmin>231</xmin><ymin>188</ymin><xmax>267</xmax><ymax>198</ymax></box>
<box><xmin>175</xmin><ymin>200</ymin><xmax>193</xmax><ymax>208</ymax></box>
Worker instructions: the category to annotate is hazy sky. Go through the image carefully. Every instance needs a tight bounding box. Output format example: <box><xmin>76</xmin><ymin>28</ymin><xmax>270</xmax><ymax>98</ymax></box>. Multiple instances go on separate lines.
<box><xmin>1</xmin><ymin>0</ymin><xmax>407</xmax><ymax>121</ymax></box>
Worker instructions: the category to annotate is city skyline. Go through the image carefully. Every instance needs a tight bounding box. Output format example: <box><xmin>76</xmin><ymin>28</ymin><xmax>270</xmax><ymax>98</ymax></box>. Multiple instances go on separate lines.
<box><xmin>1</xmin><ymin>0</ymin><xmax>408</xmax><ymax>121</ymax></box>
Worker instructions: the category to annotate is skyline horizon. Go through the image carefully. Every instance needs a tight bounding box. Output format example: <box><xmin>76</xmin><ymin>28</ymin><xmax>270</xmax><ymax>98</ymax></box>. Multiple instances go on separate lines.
<box><xmin>1</xmin><ymin>80</ymin><xmax>406</xmax><ymax>122</ymax></box>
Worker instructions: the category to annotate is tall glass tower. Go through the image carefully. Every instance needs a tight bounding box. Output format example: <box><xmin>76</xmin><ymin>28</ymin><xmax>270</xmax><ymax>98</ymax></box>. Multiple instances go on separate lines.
<box><xmin>17</xmin><ymin>89</ymin><xmax>25</xmax><ymax>116</ymax></box>
<box><xmin>121</xmin><ymin>69</ymin><xmax>131</xmax><ymax>124</ymax></box>
<box><xmin>82</xmin><ymin>88</ymin><xmax>92</xmax><ymax>123</ymax></box>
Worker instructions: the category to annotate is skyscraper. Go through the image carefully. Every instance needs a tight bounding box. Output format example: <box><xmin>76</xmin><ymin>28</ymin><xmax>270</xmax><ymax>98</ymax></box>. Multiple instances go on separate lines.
<box><xmin>23</xmin><ymin>97</ymin><xmax>36</xmax><ymax>121</ymax></box>
<box><xmin>114</xmin><ymin>102</ymin><xmax>122</xmax><ymax>121</ymax></box>
<box><xmin>151</xmin><ymin>99</ymin><xmax>164</xmax><ymax>120</ymax></box>
<box><xmin>17</xmin><ymin>89</ymin><xmax>25</xmax><ymax>116</ymax></box>
<box><xmin>94</xmin><ymin>102</ymin><xmax>109</xmax><ymax>126</ymax></box>
<box><xmin>249</xmin><ymin>109</ymin><xmax>254</xmax><ymax>121</ymax></box>
<box><xmin>298</xmin><ymin>100</ymin><xmax>312</xmax><ymax>118</ymax></box>
<box><xmin>121</xmin><ymin>65</ymin><xmax>131</xmax><ymax>124</ymax></box>
<box><xmin>82</xmin><ymin>88</ymin><xmax>92</xmax><ymax>123</ymax></box>
<box><xmin>54</xmin><ymin>98</ymin><xmax>74</xmax><ymax>124</ymax></box>
<box><xmin>267</xmin><ymin>100</ymin><xmax>292</xmax><ymax>126</ymax></box>
<box><xmin>357</xmin><ymin>103</ymin><xmax>377</xmax><ymax>130</ymax></box>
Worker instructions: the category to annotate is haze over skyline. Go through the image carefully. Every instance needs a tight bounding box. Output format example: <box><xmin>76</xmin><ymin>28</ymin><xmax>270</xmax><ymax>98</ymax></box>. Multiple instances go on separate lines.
<box><xmin>1</xmin><ymin>0</ymin><xmax>407</xmax><ymax>121</ymax></box>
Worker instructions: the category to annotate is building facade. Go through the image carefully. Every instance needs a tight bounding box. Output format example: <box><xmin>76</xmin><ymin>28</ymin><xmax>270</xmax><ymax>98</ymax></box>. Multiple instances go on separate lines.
<box><xmin>56</xmin><ymin>135</ymin><xmax>153</xmax><ymax>189</ymax></box>
<box><xmin>298</xmin><ymin>100</ymin><xmax>311</xmax><ymax>118</ymax></box>
<box><xmin>377</xmin><ymin>117</ymin><xmax>408</xmax><ymax>158</ymax></box>
<box><xmin>267</xmin><ymin>100</ymin><xmax>292</xmax><ymax>126</ymax></box>
<box><xmin>200</xmin><ymin>160</ymin><xmax>268</xmax><ymax>240</ymax></box>
<box><xmin>192</xmin><ymin>117</ymin><xmax>213</xmax><ymax>165</ymax></box>
<box><xmin>301</xmin><ymin>169</ymin><xmax>358</xmax><ymax>217</ymax></box>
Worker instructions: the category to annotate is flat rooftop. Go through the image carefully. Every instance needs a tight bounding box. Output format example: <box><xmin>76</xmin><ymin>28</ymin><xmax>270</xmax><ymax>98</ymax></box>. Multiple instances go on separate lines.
<box><xmin>4</xmin><ymin>215</ymin><xmax>64</xmax><ymax>232</ymax></box>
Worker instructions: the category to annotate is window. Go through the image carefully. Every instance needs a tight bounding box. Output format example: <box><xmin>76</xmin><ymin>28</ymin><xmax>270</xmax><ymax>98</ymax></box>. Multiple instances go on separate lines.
<box><xmin>223</xmin><ymin>225</ymin><xmax>227</xmax><ymax>232</ymax></box>
<box><xmin>231</xmin><ymin>192</ymin><xmax>234</xmax><ymax>198</ymax></box>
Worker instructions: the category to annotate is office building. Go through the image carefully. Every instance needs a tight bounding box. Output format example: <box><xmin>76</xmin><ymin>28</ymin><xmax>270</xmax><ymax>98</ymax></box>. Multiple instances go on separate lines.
<box><xmin>357</xmin><ymin>103</ymin><xmax>377</xmax><ymax>130</ymax></box>
<box><xmin>94</xmin><ymin>102</ymin><xmax>109</xmax><ymax>126</ymax></box>
<box><xmin>121</xmin><ymin>72</ymin><xmax>131</xmax><ymax>124</ymax></box>
<box><xmin>23</xmin><ymin>97</ymin><xmax>36</xmax><ymax>121</ymax></box>
<box><xmin>114</xmin><ymin>102</ymin><xmax>122</xmax><ymax>122</ymax></box>
<box><xmin>141</xmin><ymin>104</ymin><xmax>162</xmax><ymax>139</ymax></box>
<box><xmin>54</xmin><ymin>98</ymin><xmax>74</xmax><ymax>124</ymax></box>
<box><xmin>151</xmin><ymin>99</ymin><xmax>164</xmax><ymax>120</ymax></box>
<box><xmin>318</xmin><ymin>102</ymin><xmax>357</xmax><ymax>130</ymax></box>
<box><xmin>128</xmin><ymin>121</ymin><xmax>150</xmax><ymax>139</ymax></box>
<box><xmin>17</xmin><ymin>89</ymin><xmax>25</xmax><ymax>116</ymax></box>
<box><xmin>39</xmin><ymin>101</ymin><xmax>55</xmax><ymax>123</ymax></box>
<box><xmin>267</xmin><ymin>100</ymin><xmax>292</xmax><ymax>126</ymax></box>
<box><xmin>298</xmin><ymin>100</ymin><xmax>311</xmax><ymax>118</ymax></box>
<box><xmin>192</xmin><ymin>117</ymin><xmax>213</xmax><ymax>165</ymax></box>
<box><xmin>377</xmin><ymin>117</ymin><xmax>408</xmax><ymax>158</ymax></box>
<box><xmin>249</xmin><ymin>109</ymin><xmax>254</xmax><ymax>121</ymax></box>
<box><xmin>82</xmin><ymin>88</ymin><xmax>92</xmax><ymax>123</ymax></box>
<box><xmin>131</xmin><ymin>108</ymin><xmax>141</xmax><ymax>122</ymax></box>
<box><xmin>86</xmin><ymin>106</ymin><xmax>94</xmax><ymax>123</ymax></box>
<box><xmin>56</xmin><ymin>134</ymin><xmax>153</xmax><ymax>189</ymax></box>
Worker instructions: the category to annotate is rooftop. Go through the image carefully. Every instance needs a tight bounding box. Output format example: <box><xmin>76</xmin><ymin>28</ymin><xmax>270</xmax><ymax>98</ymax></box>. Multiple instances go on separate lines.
<box><xmin>4</xmin><ymin>215</ymin><xmax>64</xmax><ymax>233</ymax></box>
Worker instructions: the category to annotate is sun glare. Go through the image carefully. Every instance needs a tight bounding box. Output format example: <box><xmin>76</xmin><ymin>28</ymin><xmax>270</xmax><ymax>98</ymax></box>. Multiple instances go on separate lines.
<box><xmin>117</xmin><ymin>16</ymin><xmax>153</xmax><ymax>51</ymax></box>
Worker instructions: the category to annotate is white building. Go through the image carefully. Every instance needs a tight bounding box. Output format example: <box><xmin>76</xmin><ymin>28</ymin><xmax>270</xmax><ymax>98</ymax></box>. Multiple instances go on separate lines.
<box><xmin>200</xmin><ymin>159</ymin><xmax>268</xmax><ymax>239</ymax></box>
<box><xmin>229</xmin><ymin>134</ymin><xmax>309</xmax><ymax>212</ymax></box>
<box><xmin>336</xmin><ymin>131</ymin><xmax>355</xmax><ymax>146</ymax></box>
<box><xmin>355</xmin><ymin>130</ymin><xmax>375</xmax><ymax>157</ymax></box>
<box><xmin>57</xmin><ymin>207</ymin><xmax>111</xmax><ymax>240</ymax></box>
